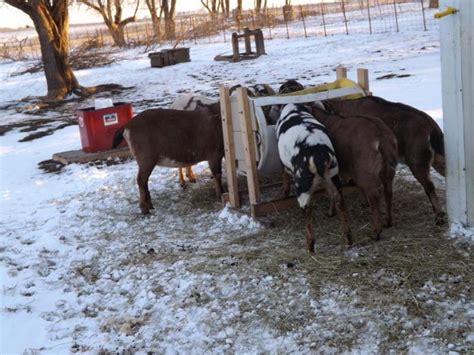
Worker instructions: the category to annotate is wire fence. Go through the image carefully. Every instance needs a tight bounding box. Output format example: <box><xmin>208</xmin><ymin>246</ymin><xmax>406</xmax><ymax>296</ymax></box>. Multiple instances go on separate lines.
<box><xmin>1</xmin><ymin>0</ymin><xmax>439</xmax><ymax>60</ymax></box>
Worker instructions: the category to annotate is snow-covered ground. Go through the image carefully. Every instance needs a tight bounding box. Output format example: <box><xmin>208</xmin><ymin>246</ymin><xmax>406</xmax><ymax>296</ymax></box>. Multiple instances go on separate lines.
<box><xmin>1</xmin><ymin>10</ymin><xmax>473</xmax><ymax>354</ymax></box>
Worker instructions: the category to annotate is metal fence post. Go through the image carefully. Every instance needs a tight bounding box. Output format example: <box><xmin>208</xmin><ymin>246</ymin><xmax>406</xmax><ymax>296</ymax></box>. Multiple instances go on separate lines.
<box><xmin>321</xmin><ymin>2</ymin><xmax>327</xmax><ymax>36</ymax></box>
<box><xmin>393</xmin><ymin>0</ymin><xmax>399</xmax><ymax>32</ymax></box>
<box><xmin>367</xmin><ymin>0</ymin><xmax>373</xmax><ymax>34</ymax></box>
<box><xmin>341</xmin><ymin>0</ymin><xmax>349</xmax><ymax>35</ymax></box>
<box><xmin>420</xmin><ymin>0</ymin><xmax>427</xmax><ymax>31</ymax></box>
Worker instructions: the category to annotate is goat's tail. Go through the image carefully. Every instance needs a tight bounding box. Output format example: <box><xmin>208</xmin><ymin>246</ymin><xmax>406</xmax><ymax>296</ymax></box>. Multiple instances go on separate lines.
<box><xmin>112</xmin><ymin>127</ymin><xmax>125</xmax><ymax>149</ymax></box>
<box><xmin>380</xmin><ymin>137</ymin><xmax>399</xmax><ymax>171</ymax></box>
<box><xmin>430</xmin><ymin>127</ymin><xmax>445</xmax><ymax>176</ymax></box>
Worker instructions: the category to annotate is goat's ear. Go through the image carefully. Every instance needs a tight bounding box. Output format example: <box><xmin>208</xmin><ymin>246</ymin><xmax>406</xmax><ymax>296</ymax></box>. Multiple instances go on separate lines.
<box><xmin>229</xmin><ymin>84</ymin><xmax>241</xmax><ymax>95</ymax></box>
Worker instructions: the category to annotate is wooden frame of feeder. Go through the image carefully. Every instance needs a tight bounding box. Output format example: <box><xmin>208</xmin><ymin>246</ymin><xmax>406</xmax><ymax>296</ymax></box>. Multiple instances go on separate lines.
<box><xmin>232</xmin><ymin>27</ymin><xmax>266</xmax><ymax>62</ymax></box>
<box><xmin>219</xmin><ymin>67</ymin><xmax>371</xmax><ymax>217</ymax></box>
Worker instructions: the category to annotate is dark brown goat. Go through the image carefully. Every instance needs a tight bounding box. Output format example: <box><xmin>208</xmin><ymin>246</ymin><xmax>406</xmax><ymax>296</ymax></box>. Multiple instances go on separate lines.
<box><xmin>323</xmin><ymin>96</ymin><xmax>445</xmax><ymax>225</ymax></box>
<box><xmin>311</xmin><ymin>105</ymin><xmax>399</xmax><ymax>240</ymax></box>
<box><xmin>113</xmin><ymin>103</ymin><xmax>223</xmax><ymax>214</ymax></box>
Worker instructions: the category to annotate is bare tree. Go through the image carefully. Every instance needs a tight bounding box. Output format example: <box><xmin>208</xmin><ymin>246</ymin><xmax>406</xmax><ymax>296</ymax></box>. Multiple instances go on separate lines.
<box><xmin>219</xmin><ymin>0</ymin><xmax>230</xmax><ymax>17</ymax></box>
<box><xmin>78</xmin><ymin>0</ymin><xmax>140</xmax><ymax>47</ymax></box>
<box><xmin>235</xmin><ymin>0</ymin><xmax>242</xmax><ymax>17</ymax></box>
<box><xmin>162</xmin><ymin>0</ymin><xmax>177</xmax><ymax>39</ymax></box>
<box><xmin>201</xmin><ymin>0</ymin><xmax>219</xmax><ymax>18</ymax></box>
<box><xmin>254</xmin><ymin>0</ymin><xmax>268</xmax><ymax>15</ymax></box>
<box><xmin>5</xmin><ymin>0</ymin><xmax>87</xmax><ymax>99</ymax></box>
<box><xmin>145</xmin><ymin>0</ymin><xmax>161</xmax><ymax>39</ymax></box>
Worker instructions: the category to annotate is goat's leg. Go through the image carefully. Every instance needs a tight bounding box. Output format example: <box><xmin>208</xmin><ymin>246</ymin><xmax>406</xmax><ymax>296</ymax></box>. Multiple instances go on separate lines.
<box><xmin>282</xmin><ymin>170</ymin><xmax>291</xmax><ymax>198</ymax></box>
<box><xmin>327</xmin><ymin>197</ymin><xmax>336</xmax><ymax>218</ymax></box>
<box><xmin>382</xmin><ymin>167</ymin><xmax>396</xmax><ymax>228</ymax></box>
<box><xmin>409</xmin><ymin>161</ymin><xmax>445</xmax><ymax>225</ymax></box>
<box><xmin>186</xmin><ymin>166</ymin><xmax>196</xmax><ymax>183</ymax></box>
<box><xmin>303</xmin><ymin>206</ymin><xmax>315</xmax><ymax>253</ymax></box>
<box><xmin>208</xmin><ymin>157</ymin><xmax>224</xmax><ymax>199</ymax></box>
<box><xmin>137</xmin><ymin>163</ymin><xmax>155</xmax><ymax>214</ymax></box>
<box><xmin>432</xmin><ymin>153</ymin><xmax>446</xmax><ymax>177</ymax></box>
<box><xmin>326</xmin><ymin>180</ymin><xmax>353</xmax><ymax>245</ymax></box>
<box><xmin>363</xmin><ymin>187</ymin><xmax>383</xmax><ymax>240</ymax></box>
<box><xmin>178</xmin><ymin>168</ymin><xmax>185</xmax><ymax>187</ymax></box>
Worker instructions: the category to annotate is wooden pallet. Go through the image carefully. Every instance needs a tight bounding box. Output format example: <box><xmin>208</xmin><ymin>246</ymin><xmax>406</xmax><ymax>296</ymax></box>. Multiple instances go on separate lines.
<box><xmin>52</xmin><ymin>147</ymin><xmax>132</xmax><ymax>164</ymax></box>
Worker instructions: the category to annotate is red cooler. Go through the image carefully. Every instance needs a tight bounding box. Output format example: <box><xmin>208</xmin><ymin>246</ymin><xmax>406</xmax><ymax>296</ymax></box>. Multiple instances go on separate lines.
<box><xmin>77</xmin><ymin>102</ymin><xmax>133</xmax><ymax>153</ymax></box>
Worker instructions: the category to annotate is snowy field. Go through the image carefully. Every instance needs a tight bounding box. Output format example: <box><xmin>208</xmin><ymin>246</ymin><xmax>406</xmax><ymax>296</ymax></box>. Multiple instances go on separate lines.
<box><xmin>1</xmin><ymin>10</ymin><xmax>473</xmax><ymax>355</ymax></box>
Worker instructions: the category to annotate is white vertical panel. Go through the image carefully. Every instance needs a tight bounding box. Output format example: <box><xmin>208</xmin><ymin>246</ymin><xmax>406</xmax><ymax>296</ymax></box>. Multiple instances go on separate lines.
<box><xmin>440</xmin><ymin>0</ymin><xmax>474</xmax><ymax>227</ymax></box>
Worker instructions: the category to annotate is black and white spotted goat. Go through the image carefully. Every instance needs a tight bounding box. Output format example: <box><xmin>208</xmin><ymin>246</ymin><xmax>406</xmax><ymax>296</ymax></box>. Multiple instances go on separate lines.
<box><xmin>276</xmin><ymin>103</ymin><xmax>352</xmax><ymax>252</ymax></box>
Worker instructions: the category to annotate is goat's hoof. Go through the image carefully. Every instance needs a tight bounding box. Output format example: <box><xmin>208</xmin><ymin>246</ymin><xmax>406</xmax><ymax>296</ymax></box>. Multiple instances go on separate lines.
<box><xmin>370</xmin><ymin>233</ymin><xmax>381</xmax><ymax>241</ymax></box>
<box><xmin>326</xmin><ymin>211</ymin><xmax>336</xmax><ymax>218</ymax></box>
<box><xmin>140</xmin><ymin>208</ymin><xmax>150</xmax><ymax>215</ymax></box>
<box><xmin>345</xmin><ymin>233</ymin><xmax>354</xmax><ymax>246</ymax></box>
<box><xmin>435</xmin><ymin>213</ymin><xmax>446</xmax><ymax>226</ymax></box>
<box><xmin>188</xmin><ymin>178</ymin><xmax>197</xmax><ymax>184</ymax></box>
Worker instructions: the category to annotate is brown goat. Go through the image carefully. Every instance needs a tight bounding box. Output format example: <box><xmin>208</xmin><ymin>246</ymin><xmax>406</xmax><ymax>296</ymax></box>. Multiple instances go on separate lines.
<box><xmin>113</xmin><ymin>103</ymin><xmax>223</xmax><ymax>214</ymax></box>
<box><xmin>311</xmin><ymin>104</ymin><xmax>399</xmax><ymax>240</ymax></box>
<box><xmin>323</xmin><ymin>96</ymin><xmax>445</xmax><ymax>225</ymax></box>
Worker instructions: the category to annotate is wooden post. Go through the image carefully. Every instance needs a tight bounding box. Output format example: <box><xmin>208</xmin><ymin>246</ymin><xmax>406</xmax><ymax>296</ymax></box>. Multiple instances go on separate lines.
<box><xmin>219</xmin><ymin>87</ymin><xmax>240</xmax><ymax>208</ymax></box>
<box><xmin>236</xmin><ymin>88</ymin><xmax>260</xmax><ymax>208</ymax></box>
<box><xmin>232</xmin><ymin>32</ymin><xmax>240</xmax><ymax>62</ymax></box>
<box><xmin>440</xmin><ymin>0</ymin><xmax>474</xmax><ymax>229</ymax></box>
<box><xmin>336</xmin><ymin>66</ymin><xmax>348</xmax><ymax>79</ymax></box>
<box><xmin>393</xmin><ymin>0</ymin><xmax>399</xmax><ymax>32</ymax></box>
<box><xmin>357</xmin><ymin>68</ymin><xmax>371</xmax><ymax>94</ymax></box>
<box><xmin>255</xmin><ymin>29</ymin><xmax>266</xmax><ymax>55</ymax></box>
<box><xmin>244</xmin><ymin>27</ymin><xmax>252</xmax><ymax>54</ymax></box>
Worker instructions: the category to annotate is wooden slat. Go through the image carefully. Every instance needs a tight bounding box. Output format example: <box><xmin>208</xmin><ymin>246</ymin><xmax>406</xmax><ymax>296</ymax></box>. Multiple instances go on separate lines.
<box><xmin>357</xmin><ymin>68</ymin><xmax>371</xmax><ymax>95</ymax></box>
<box><xmin>52</xmin><ymin>147</ymin><xmax>131</xmax><ymax>164</ymax></box>
<box><xmin>236</xmin><ymin>87</ymin><xmax>260</xmax><ymax>205</ymax></box>
<box><xmin>336</xmin><ymin>66</ymin><xmax>348</xmax><ymax>79</ymax></box>
<box><xmin>251</xmin><ymin>186</ymin><xmax>359</xmax><ymax>217</ymax></box>
<box><xmin>251</xmin><ymin>197</ymin><xmax>298</xmax><ymax>217</ymax></box>
<box><xmin>250</xmin><ymin>87</ymin><xmax>364</xmax><ymax>107</ymax></box>
<box><xmin>219</xmin><ymin>86</ymin><xmax>240</xmax><ymax>208</ymax></box>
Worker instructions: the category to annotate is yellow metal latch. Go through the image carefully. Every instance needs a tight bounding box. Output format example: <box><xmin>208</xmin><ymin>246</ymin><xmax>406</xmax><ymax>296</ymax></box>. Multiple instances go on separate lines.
<box><xmin>434</xmin><ymin>6</ymin><xmax>459</xmax><ymax>19</ymax></box>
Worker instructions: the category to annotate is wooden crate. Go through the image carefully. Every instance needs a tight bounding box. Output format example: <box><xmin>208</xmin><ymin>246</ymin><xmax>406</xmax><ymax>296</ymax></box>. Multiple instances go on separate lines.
<box><xmin>148</xmin><ymin>48</ymin><xmax>190</xmax><ymax>68</ymax></box>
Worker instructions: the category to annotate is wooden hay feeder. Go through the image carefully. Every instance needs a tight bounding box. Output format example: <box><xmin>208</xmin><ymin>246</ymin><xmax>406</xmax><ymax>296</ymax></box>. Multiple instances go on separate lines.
<box><xmin>214</xmin><ymin>27</ymin><xmax>266</xmax><ymax>62</ymax></box>
<box><xmin>148</xmin><ymin>47</ymin><xmax>190</xmax><ymax>68</ymax></box>
<box><xmin>219</xmin><ymin>67</ymin><xmax>370</xmax><ymax>217</ymax></box>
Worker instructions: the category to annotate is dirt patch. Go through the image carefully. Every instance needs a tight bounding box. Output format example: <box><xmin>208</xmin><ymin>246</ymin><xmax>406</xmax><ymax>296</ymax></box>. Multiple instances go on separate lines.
<box><xmin>38</xmin><ymin>159</ymin><xmax>66</xmax><ymax>174</ymax></box>
<box><xmin>376</xmin><ymin>73</ymin><xmax>412</xmax><ymax>80</ymax></box>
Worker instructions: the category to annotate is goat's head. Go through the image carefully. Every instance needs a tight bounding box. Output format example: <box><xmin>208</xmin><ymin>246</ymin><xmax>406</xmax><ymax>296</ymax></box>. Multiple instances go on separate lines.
<box><xmin>278</xmin><ymin>79</ymin><xmax>305</xmax><ymax>94</ymax></box>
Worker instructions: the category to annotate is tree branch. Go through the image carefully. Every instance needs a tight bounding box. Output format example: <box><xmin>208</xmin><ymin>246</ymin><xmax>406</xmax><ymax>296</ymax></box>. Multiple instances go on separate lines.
<box><xmin>5</xmin><ymin>0</ymin><xmax>33</xmax><ymax>16</ymax></box>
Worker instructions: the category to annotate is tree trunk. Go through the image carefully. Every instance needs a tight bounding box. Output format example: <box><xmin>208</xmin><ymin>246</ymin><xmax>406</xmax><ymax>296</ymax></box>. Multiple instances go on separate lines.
<box><xmin>151</xmin><ymin>14</ymin><xmax>161</xmax><ymax>40</ymax></box>
<box><xmin>108</xmin><ymin>24</ymin><xmax>127</xmax><ymax>47</ymax></box>
<box><xmin>6</xmin><ymin>0</ymin><xmax>83</xmax><ymax>99</ymax></box>
<box><xmin>164</xmin><ymin>18</ymin><xmax>176</xmax><ymax>39</ymax></box>
<box><xmin>162</xmin><ymin>0</ymin><xmax>177</xmax><ymax>40</ymax></box>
